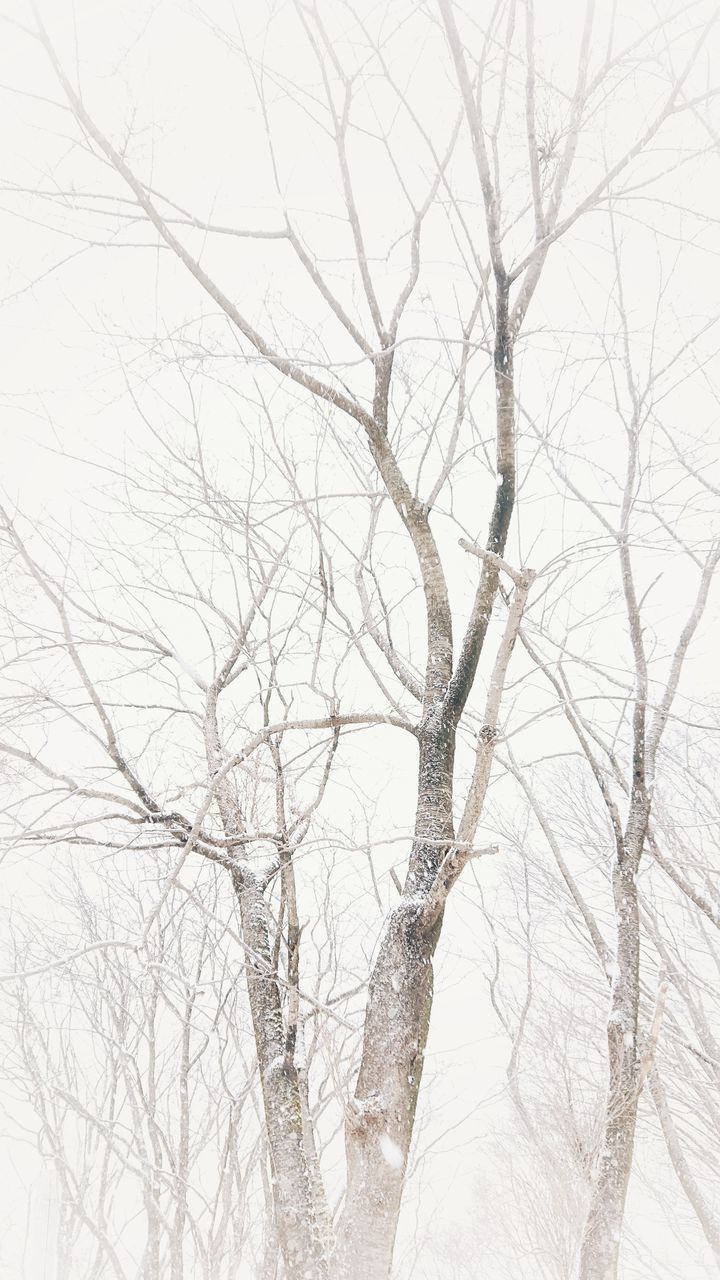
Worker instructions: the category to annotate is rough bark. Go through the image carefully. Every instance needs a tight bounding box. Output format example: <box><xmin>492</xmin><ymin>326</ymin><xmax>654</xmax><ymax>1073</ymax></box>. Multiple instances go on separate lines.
<box><xmin>233</xmin><ymin>871</ymin><xmax>329</xmax><ymax>1280</ymax></box>
<box><xmin>332</xmin><ymin>718</ymin><xmax>454</xmax><ymax>1280</ymax></box>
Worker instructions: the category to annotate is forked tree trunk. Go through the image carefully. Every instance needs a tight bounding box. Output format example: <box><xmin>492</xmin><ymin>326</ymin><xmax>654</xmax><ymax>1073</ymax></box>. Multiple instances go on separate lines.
<box><xmin>331</xmin><ymin>305</ymin><xmax>516</xmax><ymax>1280</ymax></box>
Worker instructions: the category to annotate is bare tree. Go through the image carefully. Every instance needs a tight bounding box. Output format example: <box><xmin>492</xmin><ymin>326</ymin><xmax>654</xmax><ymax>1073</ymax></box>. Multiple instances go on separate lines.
<box><xmin>485</xmin><ymin>214</ymin><xmax>720</xmax><ymax>1272</ymax></box>
<box><xmin>0</xmin><ymin>2</ymin><xmax>719</xmax><ymax>1278</ymax></box>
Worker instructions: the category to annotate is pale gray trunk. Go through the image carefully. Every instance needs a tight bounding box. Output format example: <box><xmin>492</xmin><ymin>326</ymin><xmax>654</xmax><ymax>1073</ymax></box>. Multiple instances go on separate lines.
<box><xmin>332</xmin><ymin>716</ymin><xmax>454</xmax><ymax>1280</ymax></box>
<box><xmin>579</xmin><ymin>852</ymin><xmax>641</xmax><ymax>1280</ymax></box>
<box><xmin>170</xmin><ymin>984</ymin><xmax>196</xmax><ymax>1280</ymax></box>
<box><xmin>231</xmin><ymin>871</ymin><xmax>329</xmax><ymax>1280</ymax></box>
<box><xmin>205</xmin><ymin>671</ymin><xmax>329</xmax><ymax>1280</ymax></box>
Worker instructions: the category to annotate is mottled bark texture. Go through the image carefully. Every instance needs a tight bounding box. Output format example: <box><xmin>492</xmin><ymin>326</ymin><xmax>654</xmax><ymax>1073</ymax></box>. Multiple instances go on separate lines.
<box><xmin>332</xmin><ymin>719</ymin><xmax>454</xmax><ymax>1279</ymax></box>
<box><xmin>206</xmin><ymin>673</ymin><xmax>330</xmax><ymax>1280</ymax></box>
<box><xmin>234</xmin><ymin>873</ymin><xmax>329</xmax><ymax>1280</ymax></box>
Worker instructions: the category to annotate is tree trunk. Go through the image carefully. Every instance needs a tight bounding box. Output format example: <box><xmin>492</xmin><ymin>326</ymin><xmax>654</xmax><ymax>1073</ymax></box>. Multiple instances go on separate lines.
<box><xmin>232</xmin><ymin>871</ymin><xmax>329</xmax><ymax>1280</ymax></box>
<box><xmin>579</xmin><ymin>855</ymin><xmax>641</xmax><ymax>1280</ymax></box>
<box><xmin>206</xmin><ymin>678</ymin><xmax>329</xmax><ymax>1280</ymax></box>
<box><xmin>332</xmin><ymin>714</ymin><xmax>454</xmax><ymax>1280</ymax></box>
